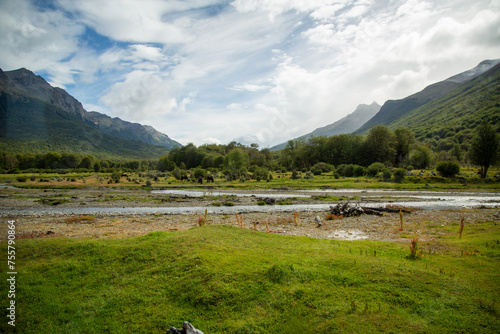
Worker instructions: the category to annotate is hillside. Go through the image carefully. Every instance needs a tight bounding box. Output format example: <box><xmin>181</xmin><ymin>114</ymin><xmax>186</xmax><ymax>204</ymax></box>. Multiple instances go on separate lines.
<box><xmin>355</xmin><ymin>59</ymin><xmax>500</xmax><ymax>134</ymax></box>
<box><xmin>0</xmin><ymin>91</ymin><xmax>168</xmax><ymax>159</ymax></box>
<box><xmin>270</xmin><ymin>102</ymin><xmax>380</xmax><ymax>151</ymax></box>
<box><xmin>387</xmin><ymin>62</ymin><xmax>500</xmax><ymax>150</ymax></box>
<box><xmin>0</xmin><ymin>68</ymin><xmax>181</xmax><ymax>151</ymax></box>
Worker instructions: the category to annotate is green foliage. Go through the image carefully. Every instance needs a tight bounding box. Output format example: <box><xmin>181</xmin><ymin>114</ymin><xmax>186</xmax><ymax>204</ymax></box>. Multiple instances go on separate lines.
<box><xmin>311</xmin><ymin>162</ymin><xmax>333</xmax><ymax>175</ymax></box>
<box><xmin>303</xmin><ymin>171</ymin><xmax>314</xmax><ymax>179</ymax></box>
<box><xmin>363</xmin><ymin>125</ymin><xmax>396</xmax><ymax>165</ymax></box>
<box><xmin>469</xmin><ymin>121</ymin><xmax>499</xmax><ymax>178</ymax></box>
<box><xmin>192</xmin><ymin>167</ymin><xmax>207</xmax><ymax>180</ymax></box>
<box><xmin>3</xmin><ymin>224</ymin><xmax>499</xmax><ymax>333</ymax></box>
<box><xmin>389</xmin><ymin>63</ymin><xmax>500</xmax><ymax>153</ymax></box>
<box><xmin>367</xmin><ymin>162</ymin><xmax>385</xmax><ymax>177</ymax></box>
<box><xmin>353</xmin><ymin>165</ymin><xmax>366</xmax><ymax>177</ymax></box>
<box><xmin>393</xmin><ymin>168</ymin><xmax>406</xmax><ymax>183</ymax></box>
<box><xmin>341</xmin><ymin>164</ymin><xmax>354</xmax><ymax>177</ymax></box>
<box><xmin>16</xmin><ymin>175</ymin><xmax>27</xmax><ymax>182</ymax></box>
<box><xmin>409</xmin><ymin>144</ymin><xmax>433</xmax><ymax>169</ymax></box>
<box><xmin>436</xmin><ymin>161</ymin><xmax>460</xmax><ymax>177</ymax></box>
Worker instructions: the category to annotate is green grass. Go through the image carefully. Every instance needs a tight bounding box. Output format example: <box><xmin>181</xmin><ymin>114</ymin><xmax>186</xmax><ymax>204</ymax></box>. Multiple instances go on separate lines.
<box><xmin>1</xmin><ymin>223</ymin><xmax>499</xmax><ymax>333</ymax></box>
<box><xmin>2</xmin><ymin>168</ymin><xmax>499</xmax><ymax>191</ymax></box>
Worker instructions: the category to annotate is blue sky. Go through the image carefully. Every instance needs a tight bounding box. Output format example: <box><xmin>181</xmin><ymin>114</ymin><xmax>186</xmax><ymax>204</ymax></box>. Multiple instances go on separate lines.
<box><xmin>1</xmin><ymin>0</ymin><xmax>499</xmax><ymax>147</ymax></box>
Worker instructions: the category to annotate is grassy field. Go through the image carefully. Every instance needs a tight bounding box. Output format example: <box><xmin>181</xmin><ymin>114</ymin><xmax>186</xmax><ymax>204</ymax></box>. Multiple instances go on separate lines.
<box><xmin>2</xmin><ymin>167</ymin><xmax>500</xmax><ymax>191</ymax></box>
<box><xmin>1</xmin><ymin>221</ymin><xmax>499</xmax><ymax>333</ymax></box>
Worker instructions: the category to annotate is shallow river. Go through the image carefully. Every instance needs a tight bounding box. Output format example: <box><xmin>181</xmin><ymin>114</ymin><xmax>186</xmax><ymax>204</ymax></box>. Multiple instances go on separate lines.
<box><xmin>2</xmin><ymin>188</ymin><xmax>499</xmax><ymax>216</ymax></box>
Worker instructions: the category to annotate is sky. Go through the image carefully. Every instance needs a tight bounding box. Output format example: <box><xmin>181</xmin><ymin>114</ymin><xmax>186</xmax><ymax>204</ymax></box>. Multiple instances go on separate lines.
<box><xmin>1</xmin><ymin>0</ymin><xmax>499</xmax><ymax>147</ymax></box>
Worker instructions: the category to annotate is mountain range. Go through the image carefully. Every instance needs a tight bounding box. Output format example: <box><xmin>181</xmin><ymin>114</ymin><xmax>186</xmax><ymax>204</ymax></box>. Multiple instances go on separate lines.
<box><xmin>0</xmin><ymin>68</ymin><xmax>181</xmax><ymax>159</ymax></box>
<box><xmin>1</xmin><ymin>59</ymin><xmax>499</xmax><ymax>160</ymax></box>
<box><xmin>271</xmin><ymin>59</ymin><xmax>500</xmax><ymax>151</ymax></box>
<box><xmin>271</xmin><ymin>102</ymin><xmax>381</xmax><ymax>151</ymax></box>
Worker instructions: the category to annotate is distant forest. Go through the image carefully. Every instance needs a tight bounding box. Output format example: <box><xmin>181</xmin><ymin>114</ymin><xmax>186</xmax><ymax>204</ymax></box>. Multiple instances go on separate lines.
<box><xmin>2</xmin><ymin>123</ymin><xmax>498</xmax><ymax>179</ymax></box>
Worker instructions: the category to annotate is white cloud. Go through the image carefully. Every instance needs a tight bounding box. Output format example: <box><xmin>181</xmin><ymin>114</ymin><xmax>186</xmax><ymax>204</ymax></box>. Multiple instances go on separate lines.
<box><xmin>0</xmin><ymin>0</ymin><xmax>84</xmax><ymax>74</ymax></box>
<box><xmin>2</xmin><ymin>0</ymin><xmax>500</xmax><ymax>147</ymax></box>
<box><xmin>230</xmin><ymin>84</ymin><xmax>271</xmax><ymax>92</ymax></box>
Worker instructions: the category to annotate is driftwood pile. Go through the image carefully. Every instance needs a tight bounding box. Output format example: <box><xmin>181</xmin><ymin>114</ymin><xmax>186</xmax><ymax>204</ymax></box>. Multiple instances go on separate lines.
<box><xmin>329</xmin><ymin>203</ymin><xmax>411</xmax><ymax>217</ymax></box>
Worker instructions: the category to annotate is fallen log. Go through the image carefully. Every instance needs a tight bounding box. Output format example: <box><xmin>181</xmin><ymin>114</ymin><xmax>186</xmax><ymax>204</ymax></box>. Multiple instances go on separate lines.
<box><xmin>365</xmin><ymin>207</ymin><xmax>412</xmax><ymax>214</ymax></box>
<box><xmin>359</xmin><ymin>207</ymin><xmax>383</xmax><ymax>216</ymax></box>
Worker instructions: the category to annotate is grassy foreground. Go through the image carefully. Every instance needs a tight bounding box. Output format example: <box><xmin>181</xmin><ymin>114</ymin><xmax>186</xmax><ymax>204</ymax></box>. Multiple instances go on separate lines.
<box><xmin>1</xmin><ymin>223</ymin><xmax>499</xmax><ymax>333</ymax></box>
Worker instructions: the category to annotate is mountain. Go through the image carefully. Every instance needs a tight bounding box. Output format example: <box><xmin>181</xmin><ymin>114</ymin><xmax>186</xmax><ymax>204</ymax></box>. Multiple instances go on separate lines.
<box><xmin>270</xmin><ymin>102</ymin><xmax>381</xmax><ymax>151</ymax></box>
<box><xmin>385</xmin><ymin>61</ymin><xmax>500</xmax><ymax>150</ymax></box>
<box><xmin>0</xmin><ymin>68</ymin><xmax>181</xmax><ymax>159</ymax></box>
<box><xmin>354</xmin><ymin>59</ymin><xmax>500</xmax><ymax>134</ymax></box>
<box><xmin>0</xmin><ymin>68</ymin><xmax>181</xmax><ymax>150</ymax></box>
<box><xmin>85</xmin><ymin>112</ymin><xmax>180</xmax><ymax>149</ymax></box>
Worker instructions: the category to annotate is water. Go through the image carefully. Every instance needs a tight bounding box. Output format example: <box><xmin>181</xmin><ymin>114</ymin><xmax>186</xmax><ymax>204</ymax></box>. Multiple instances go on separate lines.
<box><xmin>151</xmin><ymin>189</ymin><xmax>308</xmax><ymax>198</ymax></box>
<box><xmin>1</xmin><ymin>188</ymin><xmax>499</xmax><ymax>216</ymax></box>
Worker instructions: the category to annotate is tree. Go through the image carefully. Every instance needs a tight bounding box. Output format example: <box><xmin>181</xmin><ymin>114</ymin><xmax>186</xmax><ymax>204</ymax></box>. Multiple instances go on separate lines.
<box><xmin>469</xmin><ymin>121</ymin><xmax>499</xmax><ymax>178</ymax></box>
<box><xmin>362</xmin><ymin>125</ymin><xmax>396</xmax><ymax>166</ymax></box>
<box><xmin>394</xmin><ymin>128</ymin><xmax>415</xmax><ymax>166</ymax></box>
<box><xmin>224</xmin><ymin>148</ymin><xmax>249</xmax><ymax>179</ymax></box>
<box><xmin>409</xmin><ymin>144</ymin><xmax>433</xmax><ymax>169</ymax></box>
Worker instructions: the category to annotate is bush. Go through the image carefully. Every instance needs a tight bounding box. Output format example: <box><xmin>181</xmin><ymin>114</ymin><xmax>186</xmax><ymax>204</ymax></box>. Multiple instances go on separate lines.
<box><xmin>30</xmin><ymin>175</ymin><xmax>36</xmax><ymax>181</ymax></box>
<box><xmin>252</xmin><ymin>167</ymin><xmax>269</xmax><ymax>180</ymax></box>
<box><xmin>311</xmin><ymin>162</ymin><xmax>332</xmax><ymax>175</ymax></box>
<box><xmin>353</xmin><ymin>165</ymin><xmax>366</xmax><ymax>177</ymax></box>
<box><xmin>367</xmin><ymin>162</ymin><xmax>385</xmax><ymax>177</ymax></box>
<box><xmin>393</xmin><ymin>168</ymin><xmax>406</xmax><ymax>183</ymax></box>
<box><xmin>436</xmin><ymin>161</ymin><xmax>460</xmax><ymax>177</ymax></box>
<box><xmin>382</xmin><ymin>168</ymin><xmax>392</xmax><ymax>181</ymax></box>
<box><xmin>172</xmin><ymin>167</ymin><xmax>182</xmax><ymax>180</ymax></box>
<box><xmin>304</xmin><ymin>171</ymin><xmax>314</xmax><ymax>179</ymax></box>
<box><xmin>192</xmin><ymin>167</ymin><xmax>207</xmax><ymax>180</ymax></box>
<box><xmin>16</xmin><ymin>176</ymin><xmax>28</xmax><ymax>182</ymax></box>
<box><xmin>342</xmin><ymin>164</ymin><xmax>354</xmax><ymax>177</ymax></box>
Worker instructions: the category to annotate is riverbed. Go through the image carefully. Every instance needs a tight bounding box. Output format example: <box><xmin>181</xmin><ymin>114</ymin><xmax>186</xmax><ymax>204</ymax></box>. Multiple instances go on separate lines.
<box><xmin>1</xmin><ymin>186</ymin><xmax>499</xmax><ymax>242</ymax></box>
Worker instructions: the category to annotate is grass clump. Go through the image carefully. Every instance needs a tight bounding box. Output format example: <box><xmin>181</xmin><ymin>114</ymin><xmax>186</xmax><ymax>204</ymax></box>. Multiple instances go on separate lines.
<box><xmin>1</xmin><ymin>224</ymin><xmax>499</xmax><ymax>333</ymax></box>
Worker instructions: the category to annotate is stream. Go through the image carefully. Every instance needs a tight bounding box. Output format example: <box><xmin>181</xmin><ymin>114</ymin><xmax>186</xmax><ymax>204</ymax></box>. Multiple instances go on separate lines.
<box><xmin>1</xmin><ymin>188</ymin><xmax>499</xmax><ymax>216</ymax></box>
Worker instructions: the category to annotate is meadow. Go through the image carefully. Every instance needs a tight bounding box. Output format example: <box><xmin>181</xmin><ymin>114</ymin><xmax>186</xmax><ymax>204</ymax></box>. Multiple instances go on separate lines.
<box><xmin>1</xmin><ymin>219</ymin><xmax>499</xmax><ymax>333</ymax></box>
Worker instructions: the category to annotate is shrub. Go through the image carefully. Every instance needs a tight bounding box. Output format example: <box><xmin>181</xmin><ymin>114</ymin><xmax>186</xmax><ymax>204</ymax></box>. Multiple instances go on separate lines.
<box><xmin>393</xmin><ymin>168</ymin><xmax>406</xmax><ymax>183</ymax></box>
<box><xmin>172</xmin><ymin>167</ymin><xmax>182</xmax><ymax>180</ymax></box>
<box><xmin>353</xmin><ymin>165</ymin><xmax>366</xmax><ymax>177</ymax></box>
<box><xmin>311</xmin><ymin>162</ymin><xmax>332</xmax><ymax>175</ymax></box>
<box><xmin>342</xmin><ymin>164</ymin><xmax>354</xmax><ymax>177</ymax></box>
<box><xmin>192</xmin><ymin>167</ymin><xmax>207</xmax><ymax>179</ymax></box>
<box><xmin>252</xmin><ymin>167</ymin><xmax>269</xmax><ymax>180</ymax></box>
<box><xmin>436</xmin><ymin>161</ymin><xmax>460</xmax><ymax>177</ymax></box>
<box><xmin>408</xmin><ymin>238</ymin><xmax>423</xmax><ymax>260</ymax></box>
<box><xmin>30</xmin><ymin>175</ymin><xmax>36</xmax><ymax>181</ymax></box>
<box><xmin>382</xmin><ymin>168</ymin><xmax>392</xmax><ymax>181</ymax></box>
<box><xmin>16</xmin><ymin>176</ymin><xmax>28</xmax><ymax>182</ymax></box>
<box><xmin>333</xmin><ymin>172</ymin><xmax>340</xmax><ymax>179</ymax></box>
<box><xmin>303</xmin><ymin>171</ymin><xmax>314</xmax><ymax>179</ymax></box>
<box><xmin>336</xmin><ymin>164</ymin><xmax>346</xmax><ymax>176</ymax></box>
<box><xmin>367</xmin><ymin>162</ymin><xmax>385</xmax><ymax>177</ymax></box>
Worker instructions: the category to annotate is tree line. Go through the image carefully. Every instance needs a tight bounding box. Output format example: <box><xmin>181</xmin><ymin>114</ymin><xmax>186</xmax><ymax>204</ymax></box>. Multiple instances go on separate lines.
<box><xmin>0</xmin><ymin>151</ymin><xmax>157</xmax><ymax>173</ymax></box>
<box><xmin>1</xmin><ymin>122</ymin><xmax>498</xmax><ymax>179</ymax></box>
